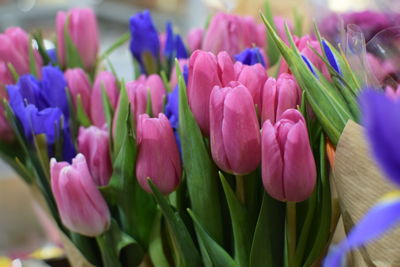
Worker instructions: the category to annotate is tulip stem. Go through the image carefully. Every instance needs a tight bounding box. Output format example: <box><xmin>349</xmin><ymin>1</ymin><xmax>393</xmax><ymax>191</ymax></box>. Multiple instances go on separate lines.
<box><xmin>96</xmin><ymin>232</ymin><xmax>122</xmax><ymax>267</ymax></box>
<box><xmin>235</xmin><ymin>175</ymin><xmax>245</xmax><ymax>204</ymax></box>
<box><xmin>286</xmin><ymin>201</ymin><xmax>297</xmax><ymax>267</ymax></box>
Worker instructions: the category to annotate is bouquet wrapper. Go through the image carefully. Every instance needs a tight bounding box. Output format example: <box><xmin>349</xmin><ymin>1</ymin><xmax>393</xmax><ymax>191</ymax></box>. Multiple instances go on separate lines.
<box><xmin>332</xmin><ymin>120</ymin><xmax>400</xmax><ymax>266</ymax></box>
<box><xmin>30</xmin><ymin>186</ymin><xmax>95</xmax><ymax>267</ymax></box>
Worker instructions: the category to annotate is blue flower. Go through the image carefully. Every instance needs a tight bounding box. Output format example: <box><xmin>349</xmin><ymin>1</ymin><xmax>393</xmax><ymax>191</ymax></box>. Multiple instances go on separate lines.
<box><xmin>359</xmin><ymin>89</ymin><xmax>400</xmax><ymax>186</ymax></box>
<box><xmin>322</xmin><ymin>40</ymin><xmax>341</xmax><ymax>75</ymax></box>
<box><xmin>324</xmin><ymin>89</ymin><xmax>400</xmax><ymax>266</ymax></box>
<box><xmin>129</xmin><ymin>10</ymin><xmax>160</xmax><ymax>73</ymax></box>
<box><xmin>164</xmin><ymin>64</ymin><xmax>188</xmax><ymax>154</ymax></box>
<box><xmin>164</xmin><ymin>22</ymin><xmax>188</xmax><ymax>62</ymax></box>
<box><xmin>235</xmin><ymin>47</ymin><xmax>266</xmax><ymax>67</ymax></box>
<box><xmin>46</xmin><ymin>48</ymin><xmax>58</xmax><ymax>65</ymax></box>
<box><xmin>302</xmin><ymin>54</ymin><xmax>317</xmax><ymax>77</ymax></box>
<box><xmin>324</xmin><ymin>193</ymin><xmax>400</xmax><ymax>267</ymax></box>
<box><xmin>7</xmin><ymin>66</ymin><xmax>75</xmax><ymax>162</ymax></box>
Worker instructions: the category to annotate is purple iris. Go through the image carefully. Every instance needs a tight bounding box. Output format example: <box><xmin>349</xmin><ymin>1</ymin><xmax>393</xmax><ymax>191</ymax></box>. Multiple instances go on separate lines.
<box><xmin>164</xmin><ymin>64</ymin><xmax>188</xmax><ymax>154</ymax></box>
<box><xmin>235</xmin><ymin>47</ymin><xmax>266</xmax><ymax>67</ymax></box>
<box><xmin>129</xmin><ymin>10</ymin><xmax>160</xmax><ymax>73</ymax></box>
<box><xmin>324</xmin><ymin>89</ymin><xmax>400</xmax><ymax>266</ymax></box>
<box><xmin>7</xmin><ymin>66</ymin><xmax>75</xmax><ymax>162</ymax></box>
<box><xmin>164</xmin><ymin>21</ymin><xmax>188</xmax><ymax>62</ymax></box>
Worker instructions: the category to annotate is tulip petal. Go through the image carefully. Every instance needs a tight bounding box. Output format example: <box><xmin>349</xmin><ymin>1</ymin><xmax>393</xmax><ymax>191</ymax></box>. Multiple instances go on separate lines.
<box><xmin>222</xmin><ymin>85</ymin><xmax>261</xmax><ymax>174</ymax></box>
<box><xmin>283</xmin><ymin>121</ymin><xmax>316</xmax><ymax>202</ymax></box>
<box><xmin>261</xmin><ymin>120</ymin><xmax>284</xmax><ymax>201</ymax></box>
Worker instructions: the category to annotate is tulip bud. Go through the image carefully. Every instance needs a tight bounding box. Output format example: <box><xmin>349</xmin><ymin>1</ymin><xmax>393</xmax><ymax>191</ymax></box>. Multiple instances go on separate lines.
<box><xmin>78</xmin><ymin>126</ymin><xmax>112</xmax><ymax>186</ymax></box>
<box><xmin>0</xmin><ymin>27</ymin><xmax>42</xmax><ymax>86</ymax></box>
<box><xmin>188</xmin><ymin>50</ymin><xmax>235</xmax><ymax>135</ymax></box>
<box><xmin>56</xmin><ymin>8</ymin><xmax>99</xmax><ymax>69</ymax></box>
<box><xmin>261</xmin><ymin>73</ymin><xmax>300</xmax><ymax>124</ymax></box>
<box><xmin>234</xmin><ymin>62</ymin><xmax>267</xmax><ymax>108</ymax></box>
<box><xmin>210</xmin><ymin>83</ymin><xmax>261</xmax><ymax>175</ymax></box>
<box><xmin>64</xmin><ymin>68</ymin><xmax>91</xmax><ymax>116</ymax></box>
<box><xmin>385</xmin><ymin>85</ymin><xmax>400</xmax><ymax>100</ymax></box>
<box><xmin>91</xmin><ymin>71</ymin><xmax>119</xmax><ymax>127</ymax></box>
<box><xmin>136</xmin><ymin>113</ymin><xmax>181</xmax><ymax>194</ymax></box>
<box><xmin>188</xmin><ymin>50</ymin><xmax>222</xmax><ymax>135</ymax></box>
<box><xmin>50</xmin><ymin>154</ymin><xmax>110</xmax><ymax>236</ymax></box>
<box><xmin>146</xmin><ymin>74</ymin><xmax>166</xmax><ymax>116</ymax></box>
<box><xmin>187</xmin><ymin>28</ymin><xmax>204</xmax><ymax>52</ymax></box>
<box><xmin>261</xmin><ymin>109</ymin><xmax>316</xmax><ymax>202</ymax></box>
<box><xmin>202</xmin><ymin>12</ymin><xmax>264</xmax><ymax>56</ymax></box>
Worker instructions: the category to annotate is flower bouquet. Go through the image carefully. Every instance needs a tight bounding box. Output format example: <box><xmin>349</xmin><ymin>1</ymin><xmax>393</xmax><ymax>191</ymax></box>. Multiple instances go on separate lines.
<box><xmin>1</xmin><ymin>1</ymin><xmax>400</xmax><ymax>267</ymax></box>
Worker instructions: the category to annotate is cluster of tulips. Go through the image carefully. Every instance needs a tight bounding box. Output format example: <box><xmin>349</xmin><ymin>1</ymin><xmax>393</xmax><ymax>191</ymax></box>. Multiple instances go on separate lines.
<box><xmin>2</xmin><ymin>3</ymin><xmax>400</xmax><ymax>267</ymax></box>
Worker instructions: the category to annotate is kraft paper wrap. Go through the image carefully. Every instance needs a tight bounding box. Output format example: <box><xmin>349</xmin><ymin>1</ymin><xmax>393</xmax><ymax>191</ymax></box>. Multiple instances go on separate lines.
<box><xmin>30</xmin><ymin>186</ymin><xmax>95</xmax><ymax>267</ymax></box>
<box><xmin>333</xmin><ymin>120</ymin><xmax>400</xmax><ymax>266</ymax></box>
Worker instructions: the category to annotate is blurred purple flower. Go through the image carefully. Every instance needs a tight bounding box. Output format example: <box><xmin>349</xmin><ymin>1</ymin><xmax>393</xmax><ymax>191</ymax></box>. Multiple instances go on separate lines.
<box><xmin>234</xmin><ymin>47</ymin><xmax>266</xmax><ymax>67</ymax></box>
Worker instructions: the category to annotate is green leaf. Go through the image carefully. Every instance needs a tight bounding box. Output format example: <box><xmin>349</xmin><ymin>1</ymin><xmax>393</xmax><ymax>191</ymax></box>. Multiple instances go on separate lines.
<box><xmin>188</xmin><ymin>209</ymin><xmax>237</xmax><ymax>267</ymax></box>
<box><xmin>249</xmin><ymin>192</ymin><xmax>285</xmax><ymax>267</ymax></box>
<box><xmin>32</xmin><ymin>134</ymin><xmax>50</xmax><ymax>179</ymax></box>
<box><xmin>96</xmin><ymin>220</ymin><xmax>144</xmax><ymax>267</ymax></box>
<box><xmin>293</xmin><ymin>9</ymin><xmax>303</xmax><ymax>36</ymax></box>
<box><xmin>148</xmin><ymin>180</ymin><xmax>202</xmax><ymax>267</ymax></box>
<box><xmin>177</xmin><ymin>67</ymin><xmax>224</xmax><ymax>247</ymax></box>
<box><xmin>62</xmin><ymin>15</ymin><xmax>84</xmax><ymax>69</ymax></box>
<box><xmin>101</xmin><ymin>83</ymin><xmax>114</xmax><ymax>151</ymax></box>
<box><xmin>142</xmin><ymin>51</ymin><xmax>158</xmax><ymax>75</ymax></box>
<box><xmin>303</xmin><ymin>135</ymin><xmax>332</xmax><ymax>266</ymax></box>
<box><xmin>149</xmin><ymin>211</ymin><xmax>171</xmax><ymax>267</ymax></box>
<box><xmin>32</xmin><ymin>31</ymin><xmax>52</xmax><ymax>65</ymax></box>
<box><xmin>264</xmin><ymin>0</ymin><xmax>280</xmax><ymax>66</ymax></box>
<box><xmin>112</xmin><ymin>82</ymin><xmax>129</xmax><ymax>159</ymax></box>
<box><xmin>219</xmin><ymin>172</ymin><xmax>252</xmax><ymax>267</ymax></box>
<box><xmin>98</xmin><ymin>32</ymin><xmax>130</xmax><ymax>63</ymax></box>
<box><xmin>160</xmin><ymin>70</ymin><xmax>172</xmax><ymax>93</ymax></box>
<box><xmin>76</xmin><ymin>95</ymin><xmax>91</xmax><ymax>127</ymax></box>
<box><xmin>7</xmin><ymin>63</ymin><xmax>19</xmax><ymax>82</ymax></box>
<box><xmin>146</xmin><ymin>89</ymin><xmax>153</xmax><ymax>117</ymax></box>
<box><xmin>28</xmin><ymin>35</ymin><xmax>38</xmax><ymax>77</ymax></box>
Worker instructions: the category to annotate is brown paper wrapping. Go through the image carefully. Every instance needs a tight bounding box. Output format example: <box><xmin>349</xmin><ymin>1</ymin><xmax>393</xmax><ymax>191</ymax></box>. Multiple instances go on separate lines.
<box><xmin>333</xmin><ymin>120</ymin><xmax>400</xmax><ymax>266</ymax></box>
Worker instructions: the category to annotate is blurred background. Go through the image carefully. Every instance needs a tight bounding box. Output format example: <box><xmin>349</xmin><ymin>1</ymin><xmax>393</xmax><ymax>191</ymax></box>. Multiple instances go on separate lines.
<box><xmin>0</xmin><ymin>0</ymin><xmax>395</xmax><ymax>265</ymax></box>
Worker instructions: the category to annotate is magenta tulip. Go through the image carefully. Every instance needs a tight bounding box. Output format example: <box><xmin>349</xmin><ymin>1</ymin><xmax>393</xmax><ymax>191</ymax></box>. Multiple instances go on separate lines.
<box><xmin>50</xmin><ymin>154</ymin><xmax>110</xmax><ymax>236</ymax></box>
<box><xmin>188</xmin><ymin>50</ymin><xmax>235</xmax><ymax>135</ymax></box>
<box><xmin>261</xmin><ymin>73</ymin><xmax>300</xmax><ymax>124</ymax></box>
<box><xmin>146</xmin><ymin>74</ymin><xmax>166</xmax><ymax>116</ymax></box>
<box><xmin>90</xmin><ymin>71</ymin><xmax>119</xmax><ymax>127</ymax></box>
<box><xmin>261</xmin><ymin>109</ymin><xmax>316</xmax><ymax>202</ymax></box>
<box><xmin>210</xmin><ymin>83</ymin><xmax>261</xmax><ymax>175</ymax></box>
<box><xmin>0</xmin><ymin>27</ymin><xmax>42</xmax><ymax>86</ymax></box>
<box><xmin>78</xmin><ymin>126</ymin><xmax>112</xmax><ymax>186</ymax></box>
<box><xmin>136</xmin><ymin>113</ymin><xmax>181</xmax><ymax>194</ymax></box>
<box><xmin>64</xmin><ymin>68</ymin><xmax>91</xmax><ymax>116</ymax></box>
<box><xmin>187</xmin><ymin>28</ymin><xmax>204</xmax><ymax>52</ymax></box>
<box><xmin>234</xmin><ymin>62</ymin><xmax>267</xmax><ymax>108</ymax></box>
<box><xmin>202</xmin><ymin>12</ymin><xmax>264</xmax><ymax>56</ymax></box>
<box><xmin>56</xmin><ymin>8</ymin><xmax>99</xmax><ymax>69</ymax></box>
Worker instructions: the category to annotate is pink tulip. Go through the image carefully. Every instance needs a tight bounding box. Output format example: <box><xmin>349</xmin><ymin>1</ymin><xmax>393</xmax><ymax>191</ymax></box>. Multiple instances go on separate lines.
<box><xmin>0</xmin><ymin>27</ymin><xmax>42</xmax><ymax>86</ymax></box>
<box><xmin>136</xmin><ymin>113</ymin><xmax>181</xmax><ymax>194</ymax></box>
<box><xmin>261</xmin><ymin>109</ymin><xmax>316</xmax><ymax>202</ymax></box>
<box><xmin>234</xmin><ymin>61</ymin><xmax>267</xmax><ymax>108</ymax></box>
<box><xmin>170</xmin><ymin>59</ymin><xmax>188</xmax><ymax>89</ymax></box>
<box><xmin>146</xmin><ymin>74</ymin><xmax>166</xmax><ymax>116</ymax></box>
<box><xmin>202</xmin><ymin>12</ymin><xmax>264</xmax><ymax>56</ymax></box>
<box><xmin>90</xmin><ymin>71</ymin><xmax>119</xmax><ymax>127</ymax></box>
<box><xmin>279</xmin><ymin>35</ymin><xmax>329</xmax><ymax>78</ymax></box>
<box><xmin>78</xmin><ymin>126</ymin><xmax>112</xmax><ymax>186</ymax></box>
<box><xmin>210</xmin><ymin>83</ymin><xmax>261</xmax><ymax>175</ymax></box>
<box><xmin>261</xmin><ymin>73</ymin><xmax>300</xmax><ymax>124</ymax></box>
<box><xmin>187</xmin><ymin>28</ymin><xmax>204</xmax><ymax>52</ymax></box>
<box><xmin>50</xmin><ymin>154</ymin><xmax>110</xmax><ymax>236</ymax></box>
<box><xmin>273</xmin><ymin>17</ymin><xmax>294</xmax><ymax>45</ymax></box>
<box><xmin>56</xmin><ymin>8</ymin><xmax>99</xmax><ymax>69</ymax></box>
<box><xmin>188</xmin><ymin>50</ymin><xmax>235</xmax><ymax>135</ymax></box>
<box><xmin>64</xmin><ymin>68</ymin><xmax>91</xmax><ymax>116</ymax></box>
